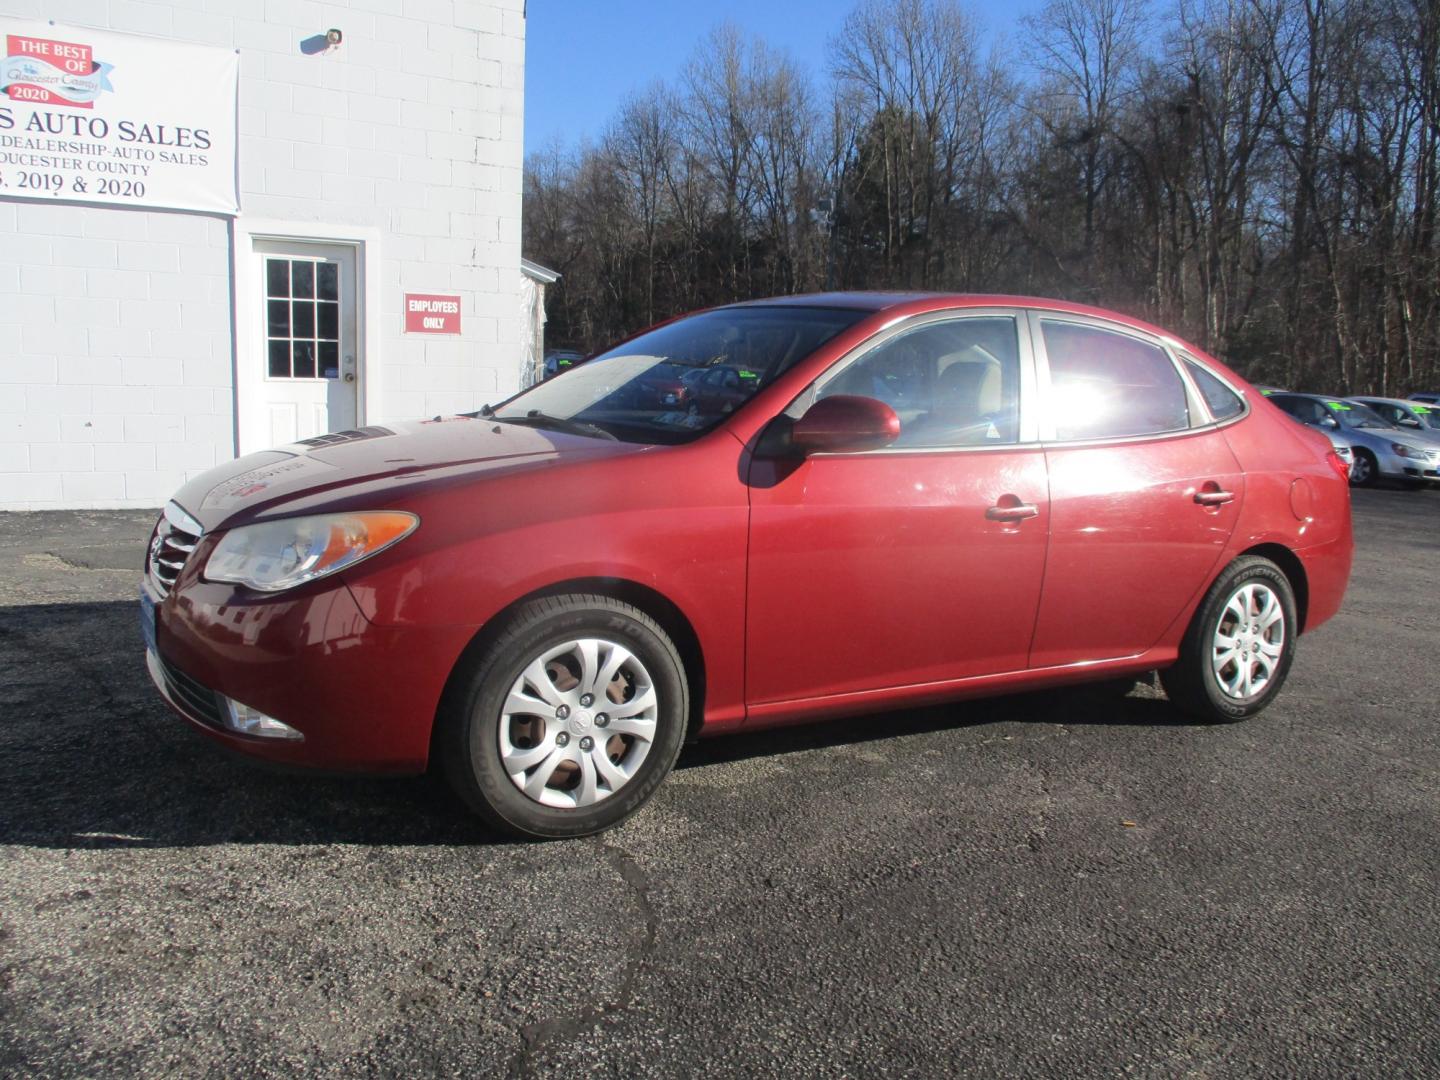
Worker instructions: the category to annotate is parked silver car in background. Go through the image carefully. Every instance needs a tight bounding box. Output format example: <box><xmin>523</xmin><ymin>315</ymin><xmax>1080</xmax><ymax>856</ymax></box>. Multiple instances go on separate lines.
<box><xmin>1268</xmin><ymin>392</ymin><xmax>1440</xmax><ymax>487</ymax></box>
<box><xmin>1351</xmin><ymin>396</ymin><xmax>1440</xmax><ymax>441</ymax></box>
<box><xmin>1407</xmin><ymin>392</ymin><xmax>1440</xmax><ymax>406</ymax></box>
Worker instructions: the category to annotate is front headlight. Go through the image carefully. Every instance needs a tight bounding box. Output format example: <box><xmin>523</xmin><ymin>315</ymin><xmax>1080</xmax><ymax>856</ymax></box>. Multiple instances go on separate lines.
<box><xmin>1390</xmin><ymin>443</ymin><xmax>1417</xmax><ymax>458</ymax></box>
<box><xmin>204</xmin><ymin>511</ymin><xmax>418</xmax><ymax>592</ymax></box>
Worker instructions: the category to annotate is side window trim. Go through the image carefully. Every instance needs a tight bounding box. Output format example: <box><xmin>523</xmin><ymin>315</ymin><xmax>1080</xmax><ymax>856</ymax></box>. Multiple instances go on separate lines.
<box><xmin>1026</xmin><ymin>309</ymin><xmax>1202</xmax><ymax>445</ymax></box>
<box><xmin>787</xmin><ymin>307</ymin><xmax>1041</xmax><ymax>449</ymax></box>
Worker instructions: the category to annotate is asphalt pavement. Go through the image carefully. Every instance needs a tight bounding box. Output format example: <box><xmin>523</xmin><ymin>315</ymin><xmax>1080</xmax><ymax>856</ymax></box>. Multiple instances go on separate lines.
<box><xmin>1</xmin><ymin>489</ymin><xmax>1437</xmax><ymax>1077</ymax></box>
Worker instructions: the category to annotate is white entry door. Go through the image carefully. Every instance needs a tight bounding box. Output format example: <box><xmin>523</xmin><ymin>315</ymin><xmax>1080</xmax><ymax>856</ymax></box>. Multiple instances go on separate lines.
<box><xmin>254</xmin><ymin>240</ymin><xmax>360</xmax><ymax>445</ymax></box>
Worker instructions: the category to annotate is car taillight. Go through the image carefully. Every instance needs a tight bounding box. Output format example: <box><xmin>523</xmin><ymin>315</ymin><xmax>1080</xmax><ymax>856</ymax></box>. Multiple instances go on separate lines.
<box><xmin>1326</xmin><ymin>450</ymin><xmax>1352</xmax><ymax>481</ymax></box>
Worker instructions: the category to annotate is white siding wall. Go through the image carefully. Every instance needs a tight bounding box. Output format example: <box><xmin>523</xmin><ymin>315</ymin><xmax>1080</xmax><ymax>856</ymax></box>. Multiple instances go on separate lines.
<box><xmin>0</xmin><ymin>0</ymin><xmax>526</xmax><ymax>509</ymax></box>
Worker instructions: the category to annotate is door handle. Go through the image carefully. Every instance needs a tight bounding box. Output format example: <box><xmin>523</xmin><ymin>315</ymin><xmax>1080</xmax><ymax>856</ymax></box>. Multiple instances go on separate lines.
<box><xmin>986</xmin><ymin>501</ymin><xmax>1039</xmax><ymax>522</ymax></box>
<box><xmin>1194</xmin><ymin>487</ymin><xmax>1235</xmax><ymax>506</ymax></box>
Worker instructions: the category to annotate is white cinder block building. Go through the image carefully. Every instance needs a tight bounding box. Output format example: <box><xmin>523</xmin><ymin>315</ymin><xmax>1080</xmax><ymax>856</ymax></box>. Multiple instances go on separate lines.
<box><xmin>0</xmin><ymin>0</ymin><xmax>526</xmax><ymax>509</ymax></box>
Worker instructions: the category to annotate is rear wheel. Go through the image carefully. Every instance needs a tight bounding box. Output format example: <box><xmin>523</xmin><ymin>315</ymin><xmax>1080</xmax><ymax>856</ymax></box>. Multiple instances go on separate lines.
<box><xmin>440</xmin><ymin>595</ymin><xmax>688</xmax><ymax>839</ymax></box>
<box><xmin>1160</xmin><ymin>556</ymin><xmax>1298</xmax><ymax>723</ymax></box>
<box><xmin>1350</xmin><ymin>449</ymin><xmax>1377</xmax><ymax>487</ymax></box>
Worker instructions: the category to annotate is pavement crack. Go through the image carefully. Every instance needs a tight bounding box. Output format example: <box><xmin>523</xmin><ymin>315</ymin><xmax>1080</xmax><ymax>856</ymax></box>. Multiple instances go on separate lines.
<box><xmin>506</xmin><ymin>841</ymin><xmax>657</xmax><ymax>1079</ymax></box>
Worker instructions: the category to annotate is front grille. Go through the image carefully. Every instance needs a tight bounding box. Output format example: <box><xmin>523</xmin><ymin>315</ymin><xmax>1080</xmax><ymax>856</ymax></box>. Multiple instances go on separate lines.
<box><xmin>147</xmin><ymin>502</ymin><xmax>203</xmax><ymax>599</ymax></box>
<box><xmin>151</xmin><ymin>650</ymin><xmax>225</xmax><ymax>729</ymax></box>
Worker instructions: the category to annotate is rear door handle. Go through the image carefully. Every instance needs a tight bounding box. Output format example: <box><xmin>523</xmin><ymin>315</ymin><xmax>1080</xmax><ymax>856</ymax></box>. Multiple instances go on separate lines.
<box><xmin>1194</xmin><ymin>488</ymin><xmax>1235</xmax><ymax>506</ymax></box>
<box><xmin>986</xmin><ymin>501</ymin><xmax>1040</xmax><ymax>522</ymax></box>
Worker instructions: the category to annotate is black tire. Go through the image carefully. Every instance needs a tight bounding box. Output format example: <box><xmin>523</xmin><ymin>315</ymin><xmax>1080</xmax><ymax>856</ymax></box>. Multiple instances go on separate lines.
<box><xmin>1160</xmin><ymin>556</ymin><xmax>1298</xmax><ymax>723</ymax></box>
<box><xmin>439</xmin><ymin>594</ymin><xmax>688</xmax><ymax>839</ymax></box>
<box><xmin>1350</xmin><ymin>449</ymin><xmax>1378</xmax><ymax>487</ymax></box>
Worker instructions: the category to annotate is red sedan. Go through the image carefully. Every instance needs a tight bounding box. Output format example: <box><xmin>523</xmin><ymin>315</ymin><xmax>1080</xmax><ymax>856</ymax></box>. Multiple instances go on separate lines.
<box><xmin>141</xmin><ymin>294</ymin><xmax>1353</xmax><ymax>838</ymax></box>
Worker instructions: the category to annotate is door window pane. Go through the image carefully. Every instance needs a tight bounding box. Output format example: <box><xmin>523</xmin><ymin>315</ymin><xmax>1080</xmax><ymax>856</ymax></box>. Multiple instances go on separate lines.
<box><xmin>1042</xmin><ymin>322</ymin><xmax>1189</xmax><ymax>440</ymax></box>
<box><xmin>318</xmin><ymin>341</ymin><xmax>340</xmax><ymax>379</ymax></box>
<box><xmin>818</xmin><ymin>317</ymin><xmax>1021</xmax><ymax>447</ymax></box>
<box><xmin>291</xmin><ymin>300</ymin><xmax>315</xmax><ymax>339</ymax></box>
<box><xmin>317</xmin><ymin>301</ymin><xmax>339</xmax><ymax>340</ymax></box>
<box><xmin>291</xmin><ymin>260</ymin><xmax>315</xmax><ymax>299</ymax></box>
<box><xmin>292</xmin><ymin>341</ymin><xmax>316</xmax><ymax>378</ymax></box>
<box><xmin>268</xmin><ymin>340</ymin><xmax>291</xmax><ymax>377</ymax></box>
<box><xmin>266</xmin><ymin>258</ymin><xmax>289</xmax><ymax>298</ymax></box>
<box><xmin>316</xmin><ymin>262</ymin><xmax>339</xmax><ymax>300</ymax></box>
<box><xmin>267</xmin><ymin>299</ymin><xmax>289</xmax><ymax>337</ymax></box>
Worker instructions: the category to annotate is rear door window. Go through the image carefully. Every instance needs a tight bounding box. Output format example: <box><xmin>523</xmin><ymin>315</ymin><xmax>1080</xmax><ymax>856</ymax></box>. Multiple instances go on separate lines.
<box><xmin>1041</xmin><ymin>321</ymin><xmax>1190</xmax><ymax>440</ymax></box>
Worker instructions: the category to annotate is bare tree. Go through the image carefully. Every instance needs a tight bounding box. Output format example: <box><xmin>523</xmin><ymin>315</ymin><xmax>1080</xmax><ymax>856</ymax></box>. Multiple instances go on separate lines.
<box><xmin>522</xmin><ymin>0</ymin><xmax>1440</xmax><ymax>397</ymax></box>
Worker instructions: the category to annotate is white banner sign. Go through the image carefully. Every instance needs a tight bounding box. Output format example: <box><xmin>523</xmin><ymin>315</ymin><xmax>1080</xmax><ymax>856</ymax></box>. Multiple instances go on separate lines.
<box><xmin>0</xmin><ymin>20</ymin><xmax>238</xmax><ymax>214</ymax></box>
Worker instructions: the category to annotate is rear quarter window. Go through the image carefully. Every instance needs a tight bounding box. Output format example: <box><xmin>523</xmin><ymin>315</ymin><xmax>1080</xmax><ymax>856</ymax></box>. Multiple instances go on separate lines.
<box><xmin>1183</xmin><ymin>358</ymin><xmax>1245</xmax><ymax>422</ymax></box>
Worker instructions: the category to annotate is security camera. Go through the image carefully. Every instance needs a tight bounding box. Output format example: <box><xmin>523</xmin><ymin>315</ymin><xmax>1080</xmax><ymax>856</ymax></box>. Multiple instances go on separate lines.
<box><xmin>325</xmin><ymin>28</ymin><xmax>343</xmax><ymax>46</ymax></box>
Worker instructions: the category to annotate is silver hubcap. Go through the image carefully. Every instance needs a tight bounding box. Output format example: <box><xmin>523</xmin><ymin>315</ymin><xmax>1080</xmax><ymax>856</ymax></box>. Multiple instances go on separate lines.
<box><xmin>499</xmin><ymin>638</ymin><xmax>658</xmax><ymax>809</ymax></box>
<box><xmin>1353</xmin><ymin>455</ymin><xmax>1371</xmax><ymax>482</ymax></box>
<box><xmin>1211</xmin><ymin>582</ymin><xmax>1285</xmax><ymax>700</ymax></box>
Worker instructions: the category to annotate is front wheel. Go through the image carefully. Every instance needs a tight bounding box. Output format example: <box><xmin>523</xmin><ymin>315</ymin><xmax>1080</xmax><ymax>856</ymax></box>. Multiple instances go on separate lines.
<box><xmin>1160</xmin><ymin>556</ymin><xmax>1298</xmax><ymax>723</ymax></box>
<box><xmin>1349</xmin><ymin>449</ymin><xmax>1377</xmax><ymax>487</ymax></box>
<box><xmin>439</xmin><ymin>595</ymin><xmax>688</xmax><ymax>839</ymax></box>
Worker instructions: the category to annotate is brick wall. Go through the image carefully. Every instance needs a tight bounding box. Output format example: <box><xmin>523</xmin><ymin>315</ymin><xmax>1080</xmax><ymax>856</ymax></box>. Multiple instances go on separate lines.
<box><xmin>0</xmin><ymin>0</ymin><xmax>526</xmax><ymax>509</ymax></box>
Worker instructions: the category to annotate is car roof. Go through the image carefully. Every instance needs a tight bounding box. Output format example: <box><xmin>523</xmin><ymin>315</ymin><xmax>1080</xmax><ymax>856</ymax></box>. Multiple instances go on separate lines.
<box><xmin>1275</xmin><ymin>392</ymin><xmax>1354</xmax><ymax>402</ymax></box>
<box><xmin>1348</xmin><ymin>396</ymin><xmax>1416</xmax><ymax>407</ymax></box>
<box><xmin>732</xmin><ymin>291</ymin><xmax>1158</xmax><ymax>320</ymax></box>
<box><xmin>727</xmin><ymin>291</ymin><xmax>1212</xmax><ymax>354</ymax></box>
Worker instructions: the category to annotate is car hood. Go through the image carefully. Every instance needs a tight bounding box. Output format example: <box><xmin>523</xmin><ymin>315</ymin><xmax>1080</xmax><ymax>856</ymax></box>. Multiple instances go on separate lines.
<box><xmin>1346</xmin><ymin>426</ymin><xmax>1437</xmax><ymax>453</ymax></box>
<box><xmin>171</xmin><ymin>416</ymin><xmax>644</xmax><ymax>531</ymax></box>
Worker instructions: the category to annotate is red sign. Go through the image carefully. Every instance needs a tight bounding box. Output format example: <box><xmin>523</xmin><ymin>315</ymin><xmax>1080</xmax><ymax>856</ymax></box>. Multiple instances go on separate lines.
<box><xmin>4</xmin><ymin>34</ymin><xmax>106</xmax><ymax>109</ymax></box>
<box><xmin>404</xmin><ymin>293</ymin><xmax>462</xmax><ymax>335</ymax></box>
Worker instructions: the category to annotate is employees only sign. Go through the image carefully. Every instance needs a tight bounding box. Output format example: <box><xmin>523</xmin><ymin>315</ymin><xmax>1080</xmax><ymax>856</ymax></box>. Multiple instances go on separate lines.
<box><xmin>0</xmin><ymin>20</ymin><xmax>238</xmax><ymax>214</ymax></box>
<box><xmin>405</xmin><ymin>293</ymin><xmax>462</xmax><ymax>334</ymax></box>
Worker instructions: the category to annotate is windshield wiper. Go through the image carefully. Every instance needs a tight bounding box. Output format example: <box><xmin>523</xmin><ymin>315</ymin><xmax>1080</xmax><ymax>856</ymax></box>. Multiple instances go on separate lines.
<box><xmin>494</xmin><ymin>410</ymin><xmax>619</xmax><ymax>441</ymax></box>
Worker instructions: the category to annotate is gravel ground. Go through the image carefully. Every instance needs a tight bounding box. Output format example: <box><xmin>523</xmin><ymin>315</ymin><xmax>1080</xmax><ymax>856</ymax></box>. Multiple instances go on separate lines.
<box><xmin>1</xmin><ymin>489</ymin><xmax>1437</xmax><ymax>1077</ymax></box>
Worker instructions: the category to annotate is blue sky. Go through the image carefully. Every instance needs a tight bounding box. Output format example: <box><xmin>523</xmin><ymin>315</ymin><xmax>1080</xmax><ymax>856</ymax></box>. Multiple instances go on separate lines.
<box><xmin>522</xmin><ymin>0</ymin><xmax>1046</xmax><ymax>155</ymax></box>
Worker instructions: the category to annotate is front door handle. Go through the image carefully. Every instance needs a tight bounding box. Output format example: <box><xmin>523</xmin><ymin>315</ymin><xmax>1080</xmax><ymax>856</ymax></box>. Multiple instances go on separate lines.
<box><xmin>1194</xmin><ymin>486</ymin><xmax>1235</xmax><ymax>506</ymax></box>
<box><xmin>986</xmin><ymin>501</ymin><xmax>1040</xmax><ymax>522</ymax></box>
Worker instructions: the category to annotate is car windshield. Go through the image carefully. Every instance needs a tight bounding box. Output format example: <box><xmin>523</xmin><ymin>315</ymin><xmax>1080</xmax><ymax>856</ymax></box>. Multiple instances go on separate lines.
<box><xmin>1327</xmin><ymin>401</ymin><xmax>1392</xmax><ymax>430</ymax></box>
<box><xmin>491</xmin><ymin>306</ymin><xmax>867</xmax><ymax>444</ymax></box>
<box><xmin>1409</xmin><ymin>405</ymin><xmax>1440</xmax><ymax>429</ymax></box>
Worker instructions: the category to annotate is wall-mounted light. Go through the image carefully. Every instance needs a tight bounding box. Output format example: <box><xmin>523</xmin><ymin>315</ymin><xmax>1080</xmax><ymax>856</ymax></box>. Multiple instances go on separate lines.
<box><xmin>300</xmin><ymin>30</ymin><xmax>343</xmax><ymax>55</ymax></box>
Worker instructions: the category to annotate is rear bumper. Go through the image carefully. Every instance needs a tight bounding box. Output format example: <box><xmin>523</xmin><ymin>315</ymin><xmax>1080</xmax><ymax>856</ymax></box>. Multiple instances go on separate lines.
<box><xmin>142</xmin><ymin>575</ymin><xmax>477</xmax><ymax>773</ymax></box>
<box><xmin>1295</xmin><ymin>531</ymin><xmax>1353</xmax><ymax>633</ymax></box>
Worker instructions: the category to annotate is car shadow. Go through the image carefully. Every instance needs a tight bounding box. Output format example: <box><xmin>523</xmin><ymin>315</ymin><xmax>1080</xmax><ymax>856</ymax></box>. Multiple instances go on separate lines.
<box><xmin>677</xmin><ymin>680</ymin><xmax>1189</xmax><ymax>772</ymax></box>
<box><xmin>0</xmin><ymin>599</ymin><xmax>1189</xmax><ymax>850</ymax></box>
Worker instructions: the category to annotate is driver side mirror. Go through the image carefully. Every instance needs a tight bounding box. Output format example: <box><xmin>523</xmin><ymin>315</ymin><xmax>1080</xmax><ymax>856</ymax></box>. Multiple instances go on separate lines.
<box><xmin>1319</xmin><ymin>414</ymin><xmax>1339</xmax><ymax>429</ymax></box>
<box><xmin>791</xmin><ymin>395</ymin><xmax>901</xmax><ymax>454</ymax></box>
<box><xmin>1399</xmin><ymin>417</ymin><xmax>1420</xmax><ymax>427</ymax></box>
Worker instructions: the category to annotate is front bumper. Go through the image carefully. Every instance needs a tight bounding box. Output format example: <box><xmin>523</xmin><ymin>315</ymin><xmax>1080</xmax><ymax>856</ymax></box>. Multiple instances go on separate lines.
<box><xmin>141</xmin><ymin>572</ymin><xmax>477</xmax><ymax>774</ymax></box>
<box><xmin>1376</xmin><ymin>448</ymin><xmax>1440</xmax><ymax>480</ymax></box>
